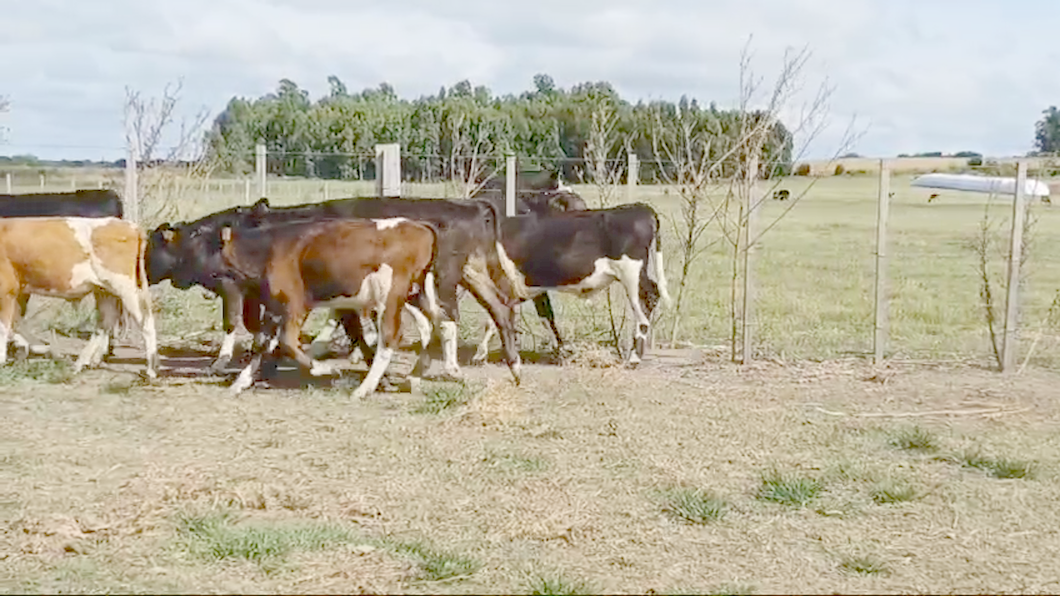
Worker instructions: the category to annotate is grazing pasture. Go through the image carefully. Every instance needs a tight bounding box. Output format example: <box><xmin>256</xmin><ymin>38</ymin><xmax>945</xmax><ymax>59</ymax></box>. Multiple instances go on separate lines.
<box><xmin>2</xmin><ymin>171</ymin><xmax>1060</xmax><ymax>593</ymax></box>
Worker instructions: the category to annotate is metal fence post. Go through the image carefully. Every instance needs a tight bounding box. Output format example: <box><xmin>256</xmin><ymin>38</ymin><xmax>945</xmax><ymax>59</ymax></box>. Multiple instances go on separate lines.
<box><xmin>740</xmin><ymin>152</ymin><xmax>760</xmax><ymax>364</ymax></box>
<box><xmin>873</xmin><ymin>160</ymin><xmax>891</xmax><ymax>365</ymax></box>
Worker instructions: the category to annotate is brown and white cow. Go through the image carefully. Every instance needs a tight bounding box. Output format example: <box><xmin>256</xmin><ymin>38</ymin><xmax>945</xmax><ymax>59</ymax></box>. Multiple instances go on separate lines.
<box><xmin>218</xmin><ymin>217</ymin><xmax>439</xmax><ymax>398</ymax></box>
<box><xmin>0</xmin><ymin>217</ymin><xmax>159</xmax><ymax>377</ymax></box>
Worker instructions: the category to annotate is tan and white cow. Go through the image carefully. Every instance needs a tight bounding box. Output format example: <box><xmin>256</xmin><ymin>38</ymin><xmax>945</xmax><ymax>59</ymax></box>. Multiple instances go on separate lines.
<box><xmin>0</xmin><ymin>217</ymin><xmax>159</xmax><ymax>377</ymax></box>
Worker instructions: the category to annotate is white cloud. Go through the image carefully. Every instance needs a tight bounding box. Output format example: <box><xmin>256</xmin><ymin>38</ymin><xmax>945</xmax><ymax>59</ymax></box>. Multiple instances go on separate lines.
<box><xmin>3</xmin><ymin>0</ymin><xmax>1060</xmax><ymax>160</ymax></box>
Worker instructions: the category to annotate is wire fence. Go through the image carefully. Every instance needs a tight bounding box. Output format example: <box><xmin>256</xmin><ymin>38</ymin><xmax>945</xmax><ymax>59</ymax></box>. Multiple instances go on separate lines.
<box><xmin>4</xmin><ymin>147</ymin><xmax>1060</xmax><ymax>370</ymax></box>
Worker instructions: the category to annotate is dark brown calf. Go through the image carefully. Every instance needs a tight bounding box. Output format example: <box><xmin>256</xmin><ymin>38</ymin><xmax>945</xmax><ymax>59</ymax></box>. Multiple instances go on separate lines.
<box><xmin>221</xmin><ymin>217</ymin><xmax>438</xmax><ymax>398</ymax></box>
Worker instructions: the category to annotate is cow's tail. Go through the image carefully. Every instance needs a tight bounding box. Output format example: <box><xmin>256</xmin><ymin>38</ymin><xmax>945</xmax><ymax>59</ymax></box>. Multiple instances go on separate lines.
<box><xmin>484</xmin><ymin>200</ymin><xmax>530</xmax><ymax>300</ymax></box>
<box><xmin>647</xmin><ymin>210</ymin><xmax>672</xmax><ymax>309</ymax></box>
<box><xmin>420</xmin><ymin>222</ymin><xmax>442</xmax><ymax>321</ymax></box>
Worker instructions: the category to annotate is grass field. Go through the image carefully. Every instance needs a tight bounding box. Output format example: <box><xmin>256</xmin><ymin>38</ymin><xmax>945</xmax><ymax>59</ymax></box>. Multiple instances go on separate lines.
<box><xmin>2</xmin><ymin>169</ymin><xmax>1060</xmax><ymax>593</ymax></box>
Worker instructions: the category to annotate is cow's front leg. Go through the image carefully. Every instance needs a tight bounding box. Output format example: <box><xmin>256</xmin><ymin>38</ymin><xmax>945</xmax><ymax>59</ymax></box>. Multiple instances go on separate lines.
<box><xmin>210</xmin><ymin>279</ymin><xmax>245</xmax><ymax>371</ymax></box>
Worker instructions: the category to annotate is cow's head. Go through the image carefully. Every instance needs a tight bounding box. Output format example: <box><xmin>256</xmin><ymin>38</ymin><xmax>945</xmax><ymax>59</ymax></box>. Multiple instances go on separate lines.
<box><xmin>545</xmin><ymin>190</ymin><xmax>587</xmax><ymax>213</ymax></box>
<box><xmin>145</xmin><ymin>221</ymin><xmax>186</xmax><ymax>285</ymax></box>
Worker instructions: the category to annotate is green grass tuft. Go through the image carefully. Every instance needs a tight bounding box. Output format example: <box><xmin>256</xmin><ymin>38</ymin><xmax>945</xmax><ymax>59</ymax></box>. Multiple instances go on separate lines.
<box><xmin>659</xmin><ymin>487</ymin><xmax>728</xmax><ymax>524</ymax></box>
<box><xmin>871</xmin><ymin>480</ymin><xmax>920</xmax><ymax>504</ymax></box>
<box><xmin>175</xmin><ymin>511</ymin><xmax>355</xmax><ymax>565</ymax></box>
<box><xmin>757</xmin><ymin>469</ymin><xmax>822</xmax><ymax>507</ymax></box>
<box><xmin>526</xmin><ymin>574</ymin><xmax>596</xmax><ymax>595</ymax></box>
<box><xmin>0</xmin><ymin>359</ymin><xmax>73</xmax><ymax>385</ymax></box>
<box><xmin>887</xmin><ymin>425</ymin><xmax>939</xmax><ymax>453</ymax></box>
<box><xmin>385</xmin><ymin>539</ymin><xmax>480</xmax><ymax>581</ymax></box>
<box><xmin>840</xmin><ymin>554</ymin><xmax>889</xmax><ymax>575</ymax></box>
<box><xmin>957</xmin><ymin>450</ymin><xmax>1037</xmax><ymax>479</ymax></box>
<box><xmin>414</xmin><ymin>382</ymin><xmax>473</xmax><ymax>414</ymax></box>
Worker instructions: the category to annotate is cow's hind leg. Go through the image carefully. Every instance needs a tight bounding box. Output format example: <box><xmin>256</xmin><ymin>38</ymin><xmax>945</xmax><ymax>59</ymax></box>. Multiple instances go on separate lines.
<box><xmin>75</xmin><ymin>291</ymin><xmax>119</xmax><ymax>373</ymax></box>
<box><xmin>407</xmin><ymin>303</ymin><xmax>433</xmax><ymax>380</ymax></box>
<box><xmin>351</xmin><ymin>301</ymin><xmax>399</xmax><ymax>400</ymax></box>
<box><xmin>230</xmin><ymin>316</ymin><xmax>280</xmax><ymax>395</ymax></box>
<box><xmin>615</xmin><ymin>258</ymin><xmax>651</xmax><ymax>366</ymax></box>
<box><xmin>533</xmin><ymin>293</ymin><xmax>565</xmax><ymax>355</ymax></box>
<box><xmin>471</xmin><ymin>317</ymin><xmax>495</xmax><ymax>365</ymax></box>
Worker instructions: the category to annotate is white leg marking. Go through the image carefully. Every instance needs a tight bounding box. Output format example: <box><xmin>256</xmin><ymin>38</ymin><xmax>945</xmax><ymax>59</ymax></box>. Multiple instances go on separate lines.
<box><xmin>230</xmin><ymin>361</ymin><xmax>257</xmax><ymax>394</ymax></box>
<box><xmin>440</xmin><ymin>320</ymin><xmax>461</xmax><ymax>377</ymax></box>
<box><xmin>351</xmin><ymin>347</ymin><xmax>394</xmax><ymax>399</ymax></box>
<box><xmin>423</xmin><ymin>272</ymin><xmax>440</xmax><ymax>319</ymax></box>
<box><xmin>217</xmin><ymin>331</ymin><xmax>237</xmax><ymax>362</ymax></box>
<box><xmin>615</xmin><ymin>257</ymin><xmax>650</xmax><ymax>364</ymax></box>
<box><xmin>0</xmin><ymin>321</ymin><xmax>10</xmax><ymax>365</ymax></box>
<box><xmin>407</xmin><ymin>303</ymin><xmax>433</xmax><ymax>376</ymax></box>
<box><xmin>472</xmin><ymin>317</ymin><xmax>495</xmax><ymax>364</ymax></box>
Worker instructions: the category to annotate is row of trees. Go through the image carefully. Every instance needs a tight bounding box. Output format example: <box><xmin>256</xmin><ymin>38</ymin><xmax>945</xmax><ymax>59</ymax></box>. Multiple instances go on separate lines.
<box><xmin>203</xmin><ymin>74</ymin><xmax>795</xmax><ymax>183</ymax></box>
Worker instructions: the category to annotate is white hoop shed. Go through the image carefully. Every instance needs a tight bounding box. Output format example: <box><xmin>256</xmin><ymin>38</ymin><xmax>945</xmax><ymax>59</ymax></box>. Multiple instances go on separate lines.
<box><xmin>911</xmin><ymin>173</ymin><xmax>1051</xmax><ymax>198</ymax></box>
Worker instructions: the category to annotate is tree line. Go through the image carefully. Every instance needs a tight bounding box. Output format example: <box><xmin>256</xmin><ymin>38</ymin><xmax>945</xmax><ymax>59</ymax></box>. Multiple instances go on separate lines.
<box><xmin>204</xmin><ymin>74</ymin><xmax>794</xmax><ymax>183</ymax></box>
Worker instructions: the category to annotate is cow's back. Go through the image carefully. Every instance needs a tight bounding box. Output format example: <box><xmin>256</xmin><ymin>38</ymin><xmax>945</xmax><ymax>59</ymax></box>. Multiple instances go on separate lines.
<box><xmin>0</xmin><ymin>190</ymin><xmax>123</xmax><ymax>218</ymax></box>
<box><xmin>0</xmin><ymin>217</ymin><xmax>140</xmax><ymax>295</ymax></box>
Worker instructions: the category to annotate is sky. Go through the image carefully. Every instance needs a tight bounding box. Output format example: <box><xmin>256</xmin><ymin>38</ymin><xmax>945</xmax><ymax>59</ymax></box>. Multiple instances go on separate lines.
<box><xmin>3</xmin><ymin>0</ymin><xmax>1060</xmax><ymax>161</ymax></box>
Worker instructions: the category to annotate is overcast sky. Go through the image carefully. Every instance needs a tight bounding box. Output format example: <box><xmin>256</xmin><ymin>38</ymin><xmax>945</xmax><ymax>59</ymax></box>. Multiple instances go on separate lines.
<box><xmin>3</xmin><ymin>0</ymin><xmax>1059</xmax><ymax>161</ymax></box>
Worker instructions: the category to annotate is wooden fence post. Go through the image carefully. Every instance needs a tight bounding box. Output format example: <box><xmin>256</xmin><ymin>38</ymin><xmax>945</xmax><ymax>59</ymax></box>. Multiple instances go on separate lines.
<box><xmin>627</xmin><ymin>152</ymin><xmax>639</xmax><ymax>204</ymax></box>
<box><xmin>505</xmin><ymin>153</ymin><xmax>517</xmax><ymax>217</ymax></box>
<box><xmin>39</xmin><ymin>173</ymin><xmax>44</xmax><ymax>189</ymax></box>
<box><xmin>1001</xmin><ymin>160</ymin><xmax>1029</xmax><ymax>372</ymax></box>
<box><xmin>4</xmin><ymin>172</ymin><xmax>10</xmax><ymax>193</ymax></box>
<box><xmin>256</xmin><ymin>143</ymin><xmax>267</xmax><ymax>199</ymax></box>
<box><xmin>740</xmin><ymin>152</ymin><xmax>760</xmax><ymax>364</ymax></box>
<box><xmin>375</xmin><ymin>143</ymin><xmax>401</xmax><ymax>197</ymax></box>
<box><xmin>873</xmin><ymin>160</ymin><xmax>891</xmax><ymax>365</ymax></box>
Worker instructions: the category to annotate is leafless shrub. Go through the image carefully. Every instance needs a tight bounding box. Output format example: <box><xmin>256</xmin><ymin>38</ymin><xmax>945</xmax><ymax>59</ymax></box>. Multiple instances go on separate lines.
<box><xmin>445</xmin><ymin>111</ymin><xmax>500</xmax><ymax>199</ymax></box>
<box><xmin>971</xmin><ymin>190</ymin><xmax>1038</xmax><ymax>370</ymax></box>
<box><xmin>123</xmin><ymin>78</ymin><xmax>215</xmax><ymax>226</ymax></box>
<box><xmin>651</xmin><ymin>39</ymin><xmax>862</xmax><ymax>359</ymax></box>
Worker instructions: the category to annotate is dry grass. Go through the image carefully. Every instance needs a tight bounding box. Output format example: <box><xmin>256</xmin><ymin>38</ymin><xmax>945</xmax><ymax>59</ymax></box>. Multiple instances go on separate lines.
<box><xmin>3</xmin><ymin>354</ymin><xmax>1060</xmax><ymax>593</ymax></box>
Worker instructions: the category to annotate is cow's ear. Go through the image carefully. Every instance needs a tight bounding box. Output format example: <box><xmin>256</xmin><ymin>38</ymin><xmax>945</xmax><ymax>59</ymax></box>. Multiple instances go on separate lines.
<box><xmin>253</xmin><ymin>197</ymin><xmax>270</xmax><ymax>213</ymax></box>
<box><xmin>161</xmin><ymin>229</ymin><xmax>176</xmax><ymax>242</ymax></box>
<box><xmin>220</xmin><ymin>226</ymin><xmax>232</xmax><ymax>243</ymax></box>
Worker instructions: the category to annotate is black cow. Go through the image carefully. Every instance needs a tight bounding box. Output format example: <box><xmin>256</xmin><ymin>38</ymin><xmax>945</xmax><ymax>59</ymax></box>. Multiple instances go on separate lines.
<box><xmin>476</xmin><ymin>203</ymin><xmax>672</xmax><ymax>365</ymax></box>
<box><xmin>473</xmin><ymin>168</ymin><xmax>570</xmax><ymax>197</ymax></box>
<box><xmin>321</xmin><ymin>188</ymin><xmax>591</xmax><ymax>363</ymax></box>
<box><xmin>0</xmin><ymin>189</ymin><xmax>125</xmax><ymax>355</ymax></box>
<box><xmin>0</xmin><ymin>189</ymin><xmax>123</xmax><ymax>218</ymax></box>
<box><xmin>147</xmin><ymin>196</ymin><xmax>525</xmax><ymax>383</ymax></box>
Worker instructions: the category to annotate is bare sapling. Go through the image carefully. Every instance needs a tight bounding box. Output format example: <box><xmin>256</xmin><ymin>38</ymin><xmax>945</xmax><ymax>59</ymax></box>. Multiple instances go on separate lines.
<box><xmin>445</xmin><ymin>111</ymin><xmax>500</xmax><ymax>199</ymax></box>
<box><xmin>715</xmin><ymin>41</ymin><xmax>862</xmax><ymax>361</ymax></box>
<box><xmin>581</xmin><ymin>98</ymin><xmax>633</xmax><ymax>355</ymax></box>
<box><xmin>971</xmin><ymin>188</ymin><xmax>1038</xmax><ymax>369</ymax></box>
<box><xmin>649</xmin><ymin>41</ymin><xmax>861</xmax><ymax>353</ymax></box>
<box><xmin>123</xmin><ymin>78</ymin><xmax>215</xmax><ymax>226</ymax></box>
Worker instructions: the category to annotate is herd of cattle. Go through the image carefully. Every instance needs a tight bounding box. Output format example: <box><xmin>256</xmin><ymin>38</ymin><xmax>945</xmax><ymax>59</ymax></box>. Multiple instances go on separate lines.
<box><xmin>0</xmin><ymin>173</ymin><xmax>671</xmax><ymax>398</ymax></box>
